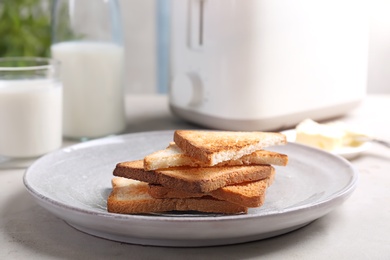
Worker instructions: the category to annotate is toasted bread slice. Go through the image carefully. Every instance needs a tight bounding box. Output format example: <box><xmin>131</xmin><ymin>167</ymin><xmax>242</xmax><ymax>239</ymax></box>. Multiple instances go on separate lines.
<box><xmin>173</xmin><ymin>130</ymin><xmax>287</xmax><ymax>166</ymax></box>
<box><xmin>148</xmin><ymin>170</ymin><xmax>275</xmax><ymax>207</ymax></box>
<box><xmin>113</xmin><ymin>160</ymin><xmax>274</xmax><ymax>193</ymax></box>
<box><xmin>144</xmin><ymin>142</ymin><xmax>288</xmax><ymax>170</ymax></box>
<box><xmin>107</xmin><ymin>177</ymin><xmax>247</xmax><ymax>214</ymax></box>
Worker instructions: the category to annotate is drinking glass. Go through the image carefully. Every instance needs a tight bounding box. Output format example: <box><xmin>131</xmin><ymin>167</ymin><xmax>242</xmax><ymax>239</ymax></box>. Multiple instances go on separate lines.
<box><xmin>0</xmin><ymin>57</ymin><xmax>62</xmax><ymax>168</ymax></box>
<box><xmin>51</xmin><ymin>0</ymin><xmax>126</xmax><ymax>141</ymax></box>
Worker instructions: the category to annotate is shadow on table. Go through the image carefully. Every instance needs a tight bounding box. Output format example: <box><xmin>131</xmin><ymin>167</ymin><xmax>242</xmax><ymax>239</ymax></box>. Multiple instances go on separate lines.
<box><xmin>3</xmin><ymin>188</ymin><xmax>331</xmax><ymax>260</ymax></box>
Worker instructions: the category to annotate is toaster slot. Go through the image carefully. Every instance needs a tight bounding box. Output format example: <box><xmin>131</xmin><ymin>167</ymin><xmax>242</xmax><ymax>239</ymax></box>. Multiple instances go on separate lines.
<box><xmin>189</xmin><ymin>0</ymin><xmax>205</xmax><ymax>49</ymax></box>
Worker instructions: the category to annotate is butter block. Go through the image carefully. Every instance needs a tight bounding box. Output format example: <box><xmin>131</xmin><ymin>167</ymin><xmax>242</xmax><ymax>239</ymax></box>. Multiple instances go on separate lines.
<box><xmin>295</xmin><ymin>119</ymin><xmax>345</xmax><ymax>151</ymax></box>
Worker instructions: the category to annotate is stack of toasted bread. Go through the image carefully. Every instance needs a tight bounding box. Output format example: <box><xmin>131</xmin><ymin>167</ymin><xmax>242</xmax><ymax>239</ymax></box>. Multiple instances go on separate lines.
<box><xmin>107</xmin><ymin>130</ymin><xmax>288</xmax><ymax>215</ymax></box>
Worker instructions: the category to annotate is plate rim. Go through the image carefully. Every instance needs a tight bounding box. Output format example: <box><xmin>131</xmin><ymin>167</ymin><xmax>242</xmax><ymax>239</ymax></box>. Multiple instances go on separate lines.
<box><xmin>23</xmin><ymin>130</ymin><xmax>359</xmax><ymax>224</ymax></box>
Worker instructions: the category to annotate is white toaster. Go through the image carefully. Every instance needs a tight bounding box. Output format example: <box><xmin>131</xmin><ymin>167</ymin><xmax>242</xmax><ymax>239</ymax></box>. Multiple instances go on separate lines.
<box><xmin>168</xmin><ymin>0</ymin><xmax>369</xmax><ymax>131</ymax></box>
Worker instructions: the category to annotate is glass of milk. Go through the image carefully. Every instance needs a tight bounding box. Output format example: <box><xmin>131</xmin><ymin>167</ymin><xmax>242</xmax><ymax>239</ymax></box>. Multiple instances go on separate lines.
<box><xmin>51</xmin><ymin>0</ymin><xmax>126</xmax><ymax>141</ymax></box>
<box><xmin>0</xmin><ymin>57</ymin><xmax>62</xmax><ymax>166</ymax></box>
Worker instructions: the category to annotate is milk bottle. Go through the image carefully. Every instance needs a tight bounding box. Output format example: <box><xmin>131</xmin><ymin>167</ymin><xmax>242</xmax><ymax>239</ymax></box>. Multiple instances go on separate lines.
<box><xmin>51</xmin><ymin>41</ymin><xmax>126</xmax><ymax>139</ymax></box>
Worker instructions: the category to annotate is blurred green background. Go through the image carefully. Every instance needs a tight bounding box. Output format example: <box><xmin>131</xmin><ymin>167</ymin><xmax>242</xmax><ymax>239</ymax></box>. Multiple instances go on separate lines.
<box><xmin>0</xmin><ymin>0</ymin><xmax>51</xmax><ymax>57</ymax></box>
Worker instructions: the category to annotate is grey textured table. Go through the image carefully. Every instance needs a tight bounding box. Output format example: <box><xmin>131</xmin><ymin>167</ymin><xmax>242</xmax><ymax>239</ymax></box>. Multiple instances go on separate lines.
<box><xmin>1</xmin><ymin>94</ymin><xmax>389</xmax><ymax>259</ymax></box>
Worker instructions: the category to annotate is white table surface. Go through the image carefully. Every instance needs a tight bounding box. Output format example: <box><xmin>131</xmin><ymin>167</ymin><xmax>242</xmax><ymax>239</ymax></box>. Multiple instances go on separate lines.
<box><xmin>1</xmin><ymin>94</ymin><xmax>389</xmax><ymax>260</ymax></box>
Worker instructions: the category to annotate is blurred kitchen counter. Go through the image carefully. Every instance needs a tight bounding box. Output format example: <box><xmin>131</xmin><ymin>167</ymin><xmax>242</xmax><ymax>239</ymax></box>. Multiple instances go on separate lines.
<box><xmin>1</xmin><ymin>94</ymin><xmax>389</xmax><ymax>259</ymax></box>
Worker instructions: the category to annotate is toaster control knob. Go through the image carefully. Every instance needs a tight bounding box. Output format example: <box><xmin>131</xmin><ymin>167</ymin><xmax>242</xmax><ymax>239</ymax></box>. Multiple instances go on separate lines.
<box><xmin>171</xmin><ymin>73</ymin><xmax>203</xmax><ymax>107</ymax></box>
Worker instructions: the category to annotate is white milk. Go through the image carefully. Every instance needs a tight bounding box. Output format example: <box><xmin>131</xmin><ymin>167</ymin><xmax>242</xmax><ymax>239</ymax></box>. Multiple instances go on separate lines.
<box><xmin>51</xmin><ymin>42</ymin><xmax>126</xmax><ymax>139</ymax></box>
<box><xmin>0</xmin><ymin>80</ymin><xmax>62</xmax><ymax>158</ymax></box>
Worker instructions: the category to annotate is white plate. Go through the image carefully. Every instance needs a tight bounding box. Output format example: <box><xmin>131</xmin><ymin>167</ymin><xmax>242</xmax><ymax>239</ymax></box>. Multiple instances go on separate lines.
<box><xmin>23</xmin><ymin>130</ymin><xmax>358</xmax><ymax>247</ymax></box>
<box><xmin>282</xmin><ymin>129</ymin><xmax>371</xmax><ymax>160</ymax></box>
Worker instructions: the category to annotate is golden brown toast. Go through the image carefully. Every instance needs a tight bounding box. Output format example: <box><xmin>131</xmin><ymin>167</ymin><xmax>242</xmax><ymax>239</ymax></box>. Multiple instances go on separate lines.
<box><xmin>113</xmin><ymin>160</ymin><xmax>274</xmax><ymax>193</ymax></box>
<box><xmin>173</xmin><ymin>130</ymin><xmax>287</xmax><ymax>166</ymax></box>
<box><xmin>107</xmin><ymin>177</ymin><xmax>247</xmax><ymax>214</ymax></box>
<box><xmin>143</xmin><ymin>142</ymin><xmax>288</xmax><ymax>170</ymax></box>
<box><xmin>148</xmin><ymin>169</ymin><xmax>274</xmax><ymax>207</ymax></box>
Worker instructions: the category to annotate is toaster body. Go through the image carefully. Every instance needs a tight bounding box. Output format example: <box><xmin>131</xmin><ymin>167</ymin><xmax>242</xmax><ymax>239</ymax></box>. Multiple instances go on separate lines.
<box><xmin>168</xmin><ymin>0</ymin><xmax>369</xmax><ymax>130</ymax></box>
